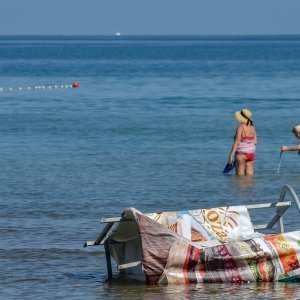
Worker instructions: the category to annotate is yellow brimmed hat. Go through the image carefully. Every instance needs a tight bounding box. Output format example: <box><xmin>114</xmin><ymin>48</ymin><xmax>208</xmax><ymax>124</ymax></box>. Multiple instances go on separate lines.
<box><xmin>234</xmin><ymin>109</ymin><xmax>252</xmax><ymax>125</ymax></box>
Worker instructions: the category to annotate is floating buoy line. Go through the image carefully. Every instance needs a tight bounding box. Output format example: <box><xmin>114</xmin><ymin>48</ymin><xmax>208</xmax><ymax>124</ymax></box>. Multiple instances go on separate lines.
<box><xmin>0</xmin><ymin>81</ymin><xmax>79</xmax><ymax>93</ymax></box>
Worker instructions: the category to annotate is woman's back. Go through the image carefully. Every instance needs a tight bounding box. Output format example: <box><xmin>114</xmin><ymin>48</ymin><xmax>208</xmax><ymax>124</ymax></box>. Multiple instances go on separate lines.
<box><xmin>240</xmin><ymin>124</ymin><xmax>256</xmax><ymax>139</ymax></box>
<box><xmin>237</xmin><ymin>124</ymin><xmax>256</xmax><ymax>154</ymax></box>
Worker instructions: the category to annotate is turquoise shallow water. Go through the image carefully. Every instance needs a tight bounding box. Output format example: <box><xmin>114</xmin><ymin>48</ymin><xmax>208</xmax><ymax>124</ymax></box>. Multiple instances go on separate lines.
<box><xmin>1</xmin><ymin>35</ymin><xmax>300</xmax><ymax>299</ymax></box>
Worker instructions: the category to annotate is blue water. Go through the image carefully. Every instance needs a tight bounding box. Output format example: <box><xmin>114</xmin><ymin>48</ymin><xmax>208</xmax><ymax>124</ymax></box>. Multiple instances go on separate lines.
<box><xmin>1</xmin><ymin>35</ymin><xmax>300</xmax><ymax>299</ymax></box>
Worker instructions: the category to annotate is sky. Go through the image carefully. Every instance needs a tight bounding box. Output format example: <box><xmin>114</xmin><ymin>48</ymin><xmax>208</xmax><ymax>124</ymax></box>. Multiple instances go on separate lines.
<box><xmin>0</xmin><ymin>0</ymin><xmax>299</xmax><ymax>35</ymax></box>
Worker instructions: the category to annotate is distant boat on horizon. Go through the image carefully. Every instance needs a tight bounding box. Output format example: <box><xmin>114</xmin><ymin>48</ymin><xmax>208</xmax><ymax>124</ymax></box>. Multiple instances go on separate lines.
<box><xmin>115</xmin><ymin>32</ymin><xmax>122</xmax><ymax>36</ymax></box>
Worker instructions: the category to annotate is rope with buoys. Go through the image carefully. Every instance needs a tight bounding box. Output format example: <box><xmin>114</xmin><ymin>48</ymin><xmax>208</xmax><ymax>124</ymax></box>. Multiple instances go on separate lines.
<box><xmin>0</xmin><ymin>81</ymin><xmax>79</xmax><ymax>93</ymax></box>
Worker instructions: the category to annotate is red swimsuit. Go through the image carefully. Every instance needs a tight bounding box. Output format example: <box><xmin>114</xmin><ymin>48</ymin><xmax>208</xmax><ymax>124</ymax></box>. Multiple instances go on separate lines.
<box><xmin>236</xmin><ymin>127</ymin><xmax>256</xmax><ymax>161</ymax></box>
<box><xmin>244</xmin><ymin>153</ymin><xmax>255</xmax><ymax>162</ymax></box>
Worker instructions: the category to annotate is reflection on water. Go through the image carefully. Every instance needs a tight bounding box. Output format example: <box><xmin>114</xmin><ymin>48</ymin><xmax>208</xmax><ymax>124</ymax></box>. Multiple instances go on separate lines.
<box><xmin>99</xmin><ymin>280</ymin><xmax>300</xmax><ymax>299</ymax></box>
<box><xmin>232</xmin><ymin>176</ymin><xmax>255</xmax><ymax>190</ymax></box>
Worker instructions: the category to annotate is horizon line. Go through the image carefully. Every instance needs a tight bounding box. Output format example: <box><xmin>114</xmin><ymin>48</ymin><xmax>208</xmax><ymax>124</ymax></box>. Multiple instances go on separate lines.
<box><xmin>1</xmin><ymin>33</ymin><xmax>300</xmax><ymax>36</ymax></box>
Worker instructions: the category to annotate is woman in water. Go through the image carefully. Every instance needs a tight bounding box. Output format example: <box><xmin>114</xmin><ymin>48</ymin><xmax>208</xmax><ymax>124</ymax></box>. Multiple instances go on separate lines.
<box><xmin>228</xmin><ymin>109</ymin><xmax>257</xmax><ymax>176</ymax></box>
<box><xmin>280</xmin><ymin>125</ymin><xmax>300</xmax><ymax>152</ymax></box>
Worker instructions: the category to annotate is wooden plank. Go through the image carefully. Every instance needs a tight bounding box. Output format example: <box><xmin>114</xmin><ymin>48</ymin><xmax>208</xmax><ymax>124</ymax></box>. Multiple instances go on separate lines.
<box><xmin>246</xmin><ymin>201</ymin><xmax>291</xmax><ymax>209</ymax></box>
<box><xmin>253</xmin><ymin>224</ymin><xmax>268</xmax><ymax>230</ymax></box>
<box><xmin>101</xmin><ymin>217</ymin><xmax>121</xmax><ymax>223</ymax></box>
<box><xmin>84</xmin><ymin>240</ymin><xmax>96</xmax><ymax>247</ymax></box>
<box><xmin>275</xmin><ymin>201</ymin><xmax>292</xmax><ymax>207</ymax></box>
<box><xmin>117</xmin><ymin>261</ymin><xmax>141</xmax><ymax>270</ymax></box>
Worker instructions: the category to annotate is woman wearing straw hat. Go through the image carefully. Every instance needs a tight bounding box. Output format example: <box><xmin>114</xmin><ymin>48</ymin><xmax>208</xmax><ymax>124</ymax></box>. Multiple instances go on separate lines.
<box><xmin>280</xmin><ymin>125</ymin><xmax>300</xmax><ymax>152</ymax></box>
<box><xmin>228</xmin><ymin>109</ymin><xmax>257</xmax><ymax>176</ymax></box>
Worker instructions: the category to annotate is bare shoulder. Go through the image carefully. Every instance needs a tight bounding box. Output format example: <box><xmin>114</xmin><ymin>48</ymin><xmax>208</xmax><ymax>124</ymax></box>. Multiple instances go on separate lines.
<box><xmin>234</xmin><ymin>125</ymin><xmax>243</xmax><ymax>139</ymax></box>
<box><xmin>236</xmin><ymin>124</ymin><xmax>244</xmax><ymax>133</ymax></box>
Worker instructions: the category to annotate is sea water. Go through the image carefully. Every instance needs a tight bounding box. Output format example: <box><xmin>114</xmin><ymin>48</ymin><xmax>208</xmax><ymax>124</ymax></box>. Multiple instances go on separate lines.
<box><xmin>1</xmin><ymin>35</ymin><xmax>300</xmax><ymax>299</ymax></box>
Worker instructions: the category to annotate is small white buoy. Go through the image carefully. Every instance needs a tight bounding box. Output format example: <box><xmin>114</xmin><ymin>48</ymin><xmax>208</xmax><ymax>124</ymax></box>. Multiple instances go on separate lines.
<box><xmin>0</xmin><ymin>82</ymin><xmax>79</xmax><ymax>94</ymax></box>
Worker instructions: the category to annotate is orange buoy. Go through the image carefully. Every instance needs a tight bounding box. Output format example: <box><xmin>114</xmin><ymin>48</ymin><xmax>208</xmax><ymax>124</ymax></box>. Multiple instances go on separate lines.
<box><xmin>72</xmin><ymin>81</ymin><xmax>79</xmax><ymax>88</ymax></box>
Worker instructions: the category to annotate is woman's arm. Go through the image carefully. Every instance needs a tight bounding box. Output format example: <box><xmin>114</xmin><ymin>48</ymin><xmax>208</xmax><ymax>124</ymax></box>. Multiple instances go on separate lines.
<box><xmin>228</xmin><ymin>126</ymin><xmax>242</xmax><ymax>163</ymax></box>
<box><xmin>281</xmin><ymin>144</ymin><xmax>300</xmax><ymax>152</ymax></box>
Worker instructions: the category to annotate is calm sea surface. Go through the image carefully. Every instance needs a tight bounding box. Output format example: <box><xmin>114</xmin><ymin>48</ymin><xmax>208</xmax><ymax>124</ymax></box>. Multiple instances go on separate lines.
<box><xmin>1</xmin><ymin>35</ymin><xmax>300</xmax><ymax>299</ymax></box>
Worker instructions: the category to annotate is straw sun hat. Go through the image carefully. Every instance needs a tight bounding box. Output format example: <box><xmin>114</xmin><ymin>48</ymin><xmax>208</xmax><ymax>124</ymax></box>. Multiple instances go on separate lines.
<box><xmin>234</xmin><ymin>109</ymin><xmax>253</xmax><ymax>125</ymax></box>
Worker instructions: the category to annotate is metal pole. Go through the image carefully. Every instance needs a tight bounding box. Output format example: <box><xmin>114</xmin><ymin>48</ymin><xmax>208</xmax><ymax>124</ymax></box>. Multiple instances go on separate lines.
<box><xmin>278</xmin><ymin>185</ymin><xmax>300</xmax><ymax>233</ymax></box>
<box><xmin>104</xmin><ymin>241</ymin><xmax>112</xmax><ymax>279</ymax></box>
<box><xmin>279</xmin><ymin>185</ymin><xmax>300</xmax><ymax>213</ymax></box>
